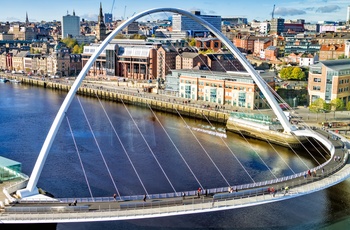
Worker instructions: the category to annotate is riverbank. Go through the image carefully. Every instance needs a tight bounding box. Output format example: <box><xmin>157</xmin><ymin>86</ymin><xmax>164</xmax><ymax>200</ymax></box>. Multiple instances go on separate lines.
<box><xmin>2</xmin><ymin>74</ymin><xmax>332</xmax><ymax>147</ymax></box>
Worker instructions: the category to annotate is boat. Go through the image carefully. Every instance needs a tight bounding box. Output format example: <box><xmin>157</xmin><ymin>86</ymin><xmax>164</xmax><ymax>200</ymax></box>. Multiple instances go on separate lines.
<box><xmin>10</xmin><ymin>79</ymin><xmax>21</xmax><ymax>84</ymax></box>
<box><xmin>0</xmin><ymin>78</ymin><xmax>9</xmax><ymax>83</ymax></box>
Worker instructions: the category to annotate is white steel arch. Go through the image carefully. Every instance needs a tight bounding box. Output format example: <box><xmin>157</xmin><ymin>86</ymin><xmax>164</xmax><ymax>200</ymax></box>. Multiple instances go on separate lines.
<box><xmin>17</xmin><ymin>8</ymin><xmax>294</xmax><ymax>198</ymax></box>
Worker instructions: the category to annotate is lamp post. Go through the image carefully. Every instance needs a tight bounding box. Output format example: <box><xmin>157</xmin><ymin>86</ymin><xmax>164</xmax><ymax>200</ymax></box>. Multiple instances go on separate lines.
<box><xmin>293</xmin><ymin>97</ymin><xmax>297</xmax><ymax>109</ymax></box>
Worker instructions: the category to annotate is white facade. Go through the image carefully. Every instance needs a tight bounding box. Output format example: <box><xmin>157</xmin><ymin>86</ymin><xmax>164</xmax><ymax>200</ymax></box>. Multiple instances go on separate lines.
<box><xmin>62</xmin><ymin>14</ymin><xmax>80</xmax><ymax>39</ymax></box>
<box><xmin>347</xmin><ymin>5</ymin><xmax>350</xmax><ymax>22</ymax></box>
<box><xmin>299</xmin><ymin>56</ymin><xmax>316</xmax><ymax>67</ymax></box>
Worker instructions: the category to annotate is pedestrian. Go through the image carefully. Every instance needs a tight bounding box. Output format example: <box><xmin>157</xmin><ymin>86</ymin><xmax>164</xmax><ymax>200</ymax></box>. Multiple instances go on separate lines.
<box><xmin>322</xmin><ymin>168</ymin><xmax>324</xmax><ymax>176</ymax></box>
<box><xmin>284</xmin><ymin>186</ymin><xmax>289</xmax><ymax>196</ymax></box>
<box><xmin>308</xmin><ymin>169</ymin><xmax>311</xmax><ymax>177</ymax></box>
<box><xmin>73</xmin><ymin>199</ymin><xmax>77</xmax><ymax>206</ymax></box>
<box><xmin>304</xmin><ymin>173</ymin><xmax>307</xmax><ymax>179</ymax></box>
<box><xmin>113</xmin><ymin>193</ymin><xmax>117</xmax><ymax>201</ymax></box>
<box><xmin>205</xmin><ymin>189</ymin><xmax>208</xmax><ymax>197</ymax></box>
<box><xmin>197</xmin><ymin>187</ymin><xmax>201</xmax><ymax>198</ymax></box>
<box><xmin>143</xmin><ymin>194</ymin><xmax>147</xmax><ymax>202</ymax></box>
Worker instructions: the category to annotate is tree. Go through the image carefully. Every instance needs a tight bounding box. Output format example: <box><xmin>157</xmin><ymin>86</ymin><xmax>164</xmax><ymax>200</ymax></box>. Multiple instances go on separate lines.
<box><xmin>291</xmin><ymin>67</ymin><xmax>305</xmax><ymax>80</ymax></box>
<box><xmin>346</xmin><ymin>101</ymin><xmax>350</xmax><ymax>111</ymax></box>
<box><xmin>61</xmin><ymin>37</ymin><xmax>78</xmax><ymax>49</ymax></box>
<box><xmin>330</xmin><ymin>98</ymin><xmax>344</xmax><ymax>118</ymax></box>
<box><xmin>279</xmin><ymin>66</ymin><xmax>306</xmax><ymax>80</ymax></box>
<box><xmin>309</xmin><ymin>98</ymin><xmax>325</xmax><ymax>112</ymax></box>
<box><xmin>72</xmin><ymin>44</ymin><xmax>80</xmax><ymax>54</ymax></box>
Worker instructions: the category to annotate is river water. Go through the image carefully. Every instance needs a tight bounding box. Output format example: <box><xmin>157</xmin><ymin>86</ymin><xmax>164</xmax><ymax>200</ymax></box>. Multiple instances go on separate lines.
<box><xmin>1</xmin><ymin>82</ymin><xmax>350</xmax><ymax>229</ymax></box>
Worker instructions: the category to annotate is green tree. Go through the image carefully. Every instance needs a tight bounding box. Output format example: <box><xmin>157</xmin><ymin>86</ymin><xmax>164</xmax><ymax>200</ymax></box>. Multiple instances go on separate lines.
<box><xmin>346</xmin><ymin>101</ymin><xmax>350</xmax><ymax>111</ymax></box>
<box><xmin>72</xmin><ymin>44</ymin><xmax>80</xmax><ymax>54</ymax></box>
<box><xmin>279</xmin><ymin>66</ymin><xmax>293</xmax><ymax>80</ymax></box>
<box><xmin>330</xmin><ymin>98</ymin><xmax>344</xmax><ymax>119</ymax></box>
<box><xmin>61</xmin><ymin>37</ymin><xmax>78</xmax><ymax>49</ymax></box>
<box><xmin>291</xmin><ymin>67</ymin><xmax>306</xmax><ymax>80</ymax></box>
<box><xmin>279</xmin><ymin>66</ymin><xmax>306</xmax><ymax>80</ymax></box>
<box><xmin>309</xmin><ymin>98</ymin><xmax>325</xmax><ymax>112</ymax></box>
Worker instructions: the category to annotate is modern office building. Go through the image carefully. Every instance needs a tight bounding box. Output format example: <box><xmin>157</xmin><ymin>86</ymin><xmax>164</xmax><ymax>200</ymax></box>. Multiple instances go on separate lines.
<box><xmin>105</xmin><ymin>13</ymin><xmax>113</xmax><ymax>23</ymax></box>
<box><xmin>172</xmin><ymin>11</ymin><xmax>221</xmax><ymax>37</ymax></box>
<box><xmin>62</xmin><ymin>11</ymin><xmax>80</xmax><ymax>39</ymax></box>
<box><xmin>308</xmin><ymin>59</ymin><xmax>350</xmax><ymax>104</ymax></box>
<box><xmin>347</xmin><ymin>5</ymin><xmax>350</xmax><ymax>23</ymax></box>
<box><xmin>270</xmin><ymin>18</ymin><xmax>285</xmax><ymax>35</ymax></box>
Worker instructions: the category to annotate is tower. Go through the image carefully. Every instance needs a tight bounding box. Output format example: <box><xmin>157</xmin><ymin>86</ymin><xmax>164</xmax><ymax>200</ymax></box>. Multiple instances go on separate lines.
<box><xmin>347</xmin><ymin>5</ymin><xmax>350</xmax><ymax>24</ymax></box>
<box><xmin>62</xmin><ymin>10</ymin><xmax>80</xmax><ymax>39</ymax></box>
<box><xmin>96</xmin><ymin>2</ymin><xmax>107</xmax><ymax>41</ymax></box>
<box><xmin>25</xmin><ymin>12</ymin><xmax>29</xmax><ymax>26</ymax></box>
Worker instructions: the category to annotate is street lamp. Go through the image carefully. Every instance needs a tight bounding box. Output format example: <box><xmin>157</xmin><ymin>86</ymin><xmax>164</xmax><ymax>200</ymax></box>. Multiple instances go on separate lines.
<box><xmin>293</xmin><ymin>97</ymin><xmax>297</xmax><ymax>109</ymax></box>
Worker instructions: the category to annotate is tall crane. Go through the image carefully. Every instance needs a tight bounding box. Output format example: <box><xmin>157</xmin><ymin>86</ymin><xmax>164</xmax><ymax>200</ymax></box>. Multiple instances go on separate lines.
<box><xmin>123</xmin><ymin>5</ymin><xmax>127</xmax><ymax>20</ymax></box>
<box><xmin>271</xmin><ymin>4</ymin><xmax>275</xmax><ymax>19</ymax></box>
<box><xmin>111</xmin><ymin>0</ymin><xmax>115</xmax><ymax>14</ymax></box>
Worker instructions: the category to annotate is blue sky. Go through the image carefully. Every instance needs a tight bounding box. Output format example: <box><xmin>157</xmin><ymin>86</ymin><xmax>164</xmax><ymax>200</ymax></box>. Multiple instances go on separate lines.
<box><xmin>0</xmin><ymin>0</ymin><xmax>349</xmax><ymax>23</ymax></box>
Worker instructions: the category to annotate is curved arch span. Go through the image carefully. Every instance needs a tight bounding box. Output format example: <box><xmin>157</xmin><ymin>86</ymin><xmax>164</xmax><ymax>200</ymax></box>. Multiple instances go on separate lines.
<box><xmin>18</xmin><ymin>8</ymin><xmax>293</xmax><ymax>198</ymax></box>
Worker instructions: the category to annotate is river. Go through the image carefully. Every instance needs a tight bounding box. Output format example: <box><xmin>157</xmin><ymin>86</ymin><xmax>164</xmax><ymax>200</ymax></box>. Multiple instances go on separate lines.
<box><xmin>1</xmin><ymin>82</ymin><xmax>350</xmax><ymax>229</ymax></box>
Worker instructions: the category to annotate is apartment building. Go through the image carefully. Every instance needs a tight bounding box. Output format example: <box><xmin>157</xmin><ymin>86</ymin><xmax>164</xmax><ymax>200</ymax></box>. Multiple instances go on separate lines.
<box><xmin>308</xmin><ymin>59</ymin><xmax>350</xmax><ymax>105</ymax></box>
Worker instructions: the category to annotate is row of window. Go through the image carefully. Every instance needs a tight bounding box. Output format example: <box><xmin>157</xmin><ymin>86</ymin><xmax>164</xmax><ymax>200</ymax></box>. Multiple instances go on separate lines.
<box><xmin>339</xmin><ymin>79</ymin><xmax>350</xmax><ymax>84</ymax></box>
<box><xmin>338</xmin><ymin>87</ymin><xmax>349</xmax><ymax>93</ymax></box>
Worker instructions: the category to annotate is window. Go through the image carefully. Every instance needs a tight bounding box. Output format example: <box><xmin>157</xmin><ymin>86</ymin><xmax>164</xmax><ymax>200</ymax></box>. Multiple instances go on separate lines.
<box><xmin>313</xmin><ymin>78</ymin><xmax>321</xmax><ymax>82</ymax></box>
<box><xmin>313</xmin><ymin>86</ymin><xmax>321</xmax><ymax>91</ymax></box>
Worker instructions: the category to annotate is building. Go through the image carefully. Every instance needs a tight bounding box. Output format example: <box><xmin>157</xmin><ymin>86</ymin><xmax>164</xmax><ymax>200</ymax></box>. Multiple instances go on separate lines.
<box><xmin>254</xmin><ymin>38</ymin><xmax>272</xmax><ymax>57</ymax></box>
<box><xmin>172</xmin><ymin>11</ymin><xmax>221</xmax><ymax>37</ymax></box>
<box><xmin>284</xmin><ymin>34</ymin><xmax>320</xmax><ymax>55</ymax></box>
<box><xmin>176</xmin><ymin>52</ymin><xmax>207</xmax><ymax>70</ymax></box>
<box><xmin>270</xmin><ymin>18</ymin><xmax>285</xmax><ymax>35</ymax></box>
<box><xmin>155</xmin><ymin>45</ymin><xmax>177</xmax><ymax>79</ymax></box>
<box><xmin>319</xmin><ymin>44</ymin><xmax>345</xmax><ymax>61</ymax></box>
<box><xmin>264</xmin><ymin>46</ymin><xmax>278</xmax><ymax>61</ymax></box>
<box><xmin>315</xmin><ymin>32</ymin><xmax>350</xmax><ymax>45</ymax></box>
<box><xmin>114</xmin><ymin>20</ymin><xmax>139</xmax><ymax>35</ymax></box>
<box><xmin>95</xmin><ymin>3</ymin><xmax>107</xmax><ymax>41</ymax></box>
<box><xmin>12</xmin><ymin>51</ymin><xmax>29</xmax><ymax>72</ymax></box>
<box><xmin>233</xmin><ymin>34</ymin><xmax>260</xmax><ymax>54</ymax></box>
<box><xmin>222</xmin><ymin>17</ymin><xmax>248</xmax><ymax>26</ymax></box>
<box><xmin>167</xmin><ymin>69</ymin><xmax>274</xmax><ymax>109</ymax></box>
<box><xmin>105</xmin><ymin>13</ymin><xmax>113</xmax><ymax>24</ymax></box>
<box><xmin>308</xmin><ymin>59</ymin><xmax>350</xmax><ymax>105</ymax></box>
<box><xmin>299</xmin><ymin>53</ymin><xmax>318</xmax><ymax>67</ymax></box>
<box><xmin>284</xmin><ymin>23</ymin><xmax>304</xmax><ymax>33</ymax></box>
<box><xmin>206</xmin><ymin>53</ymin><xmax>245</xmax><ymax>72</ymax></box>
<box><xmin>62</xmin><ymin>10</ymin><xmax>80</xmax><ymax>39</ymax></box>
<box><xmin>195</xmin><ymin>38</ymin><xmax>222</xmax><ymax>52</ymax></box>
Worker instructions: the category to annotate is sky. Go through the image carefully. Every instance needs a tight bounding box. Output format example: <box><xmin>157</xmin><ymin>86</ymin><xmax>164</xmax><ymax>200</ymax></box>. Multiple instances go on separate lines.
<box><xmin>0</xmin><ymin>0</ymin><xmax>349</xmax><ymax>23</ymax></box>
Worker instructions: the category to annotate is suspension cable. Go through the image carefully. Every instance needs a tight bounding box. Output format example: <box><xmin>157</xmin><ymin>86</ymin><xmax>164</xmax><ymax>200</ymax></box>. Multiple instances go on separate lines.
<box><xmin>120</xmin><ymin>98</ymin><xmax>177</xmax><ymax>193</ymax></box>
<box><xmin>77</xmin><ymin>97</ymin><xmax>121</xmax><ymax>198</ymax></box>
<box><xmin>66</xmin><ymin>115</ymin><xmax>94</xmax><ymax>200</ymax></box>
<box><xmin>146</xmin><ymin>103</ymin><xmax>205</xmax><ymax>188</ymax></box>
<box><xmin>202</xmin><ymin>114</ymin><xmax>256</xmax><ymax>183</ymax></box>
<box><xmin>174</xmin><ymin>108</ymin><xmax>232</xmax><ymax>187</ymax></box>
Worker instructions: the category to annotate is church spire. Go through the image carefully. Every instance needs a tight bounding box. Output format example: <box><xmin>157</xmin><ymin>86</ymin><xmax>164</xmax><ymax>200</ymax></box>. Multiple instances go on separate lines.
<box><xmin>98</xmin><ymin>2</ymin><xmax>104</xmax><ymax>24</ymax></box>
<box><xmin>25</xmin><ymin>12</ymin><xmax>29</xmax><ymax>25</ymax></box>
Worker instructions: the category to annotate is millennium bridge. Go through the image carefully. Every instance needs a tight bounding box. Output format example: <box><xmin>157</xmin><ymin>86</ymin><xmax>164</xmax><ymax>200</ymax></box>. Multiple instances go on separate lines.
<box><xmin>1</xmin><ymin>8</ymin><xmax>350</xmax><ymax>224</ymax></box>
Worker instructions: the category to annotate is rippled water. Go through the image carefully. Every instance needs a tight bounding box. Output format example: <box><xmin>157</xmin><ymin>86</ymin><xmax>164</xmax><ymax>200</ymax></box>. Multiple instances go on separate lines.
<box><xmin>1</xmin><ymin>83</ymin><xmax>350</xmax><ymax>229</ymax></box>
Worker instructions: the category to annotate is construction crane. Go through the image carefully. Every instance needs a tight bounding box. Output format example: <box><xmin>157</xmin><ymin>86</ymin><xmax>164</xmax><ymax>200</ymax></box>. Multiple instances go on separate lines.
<box><xmin>111</xmin><ymin>0</ymin><xmax>115</xmax><ymax>14</ymax></box>
<box><xmin>123</xmin><ymin>5</ymin><xmax>127</xmax><ymax>20</ymax></box>
<box><xmin>271</xmin><ymin>4</ymin><xmax>275</xmax><ymax>19</ymax></box>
